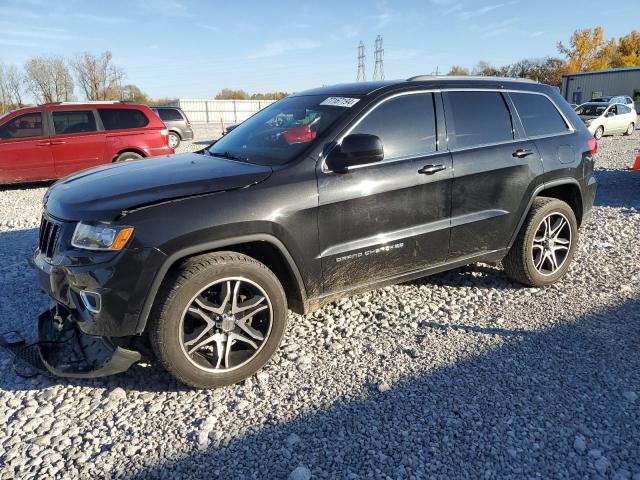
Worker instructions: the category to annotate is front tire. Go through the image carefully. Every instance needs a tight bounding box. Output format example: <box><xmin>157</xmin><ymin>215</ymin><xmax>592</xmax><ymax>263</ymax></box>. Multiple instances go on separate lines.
<box><xmin>149</xmin><ymin>252</ymin><xmax>287</xmax><ymax>389</ymax></box>
<box><xmin>168</xmin><ymin>132</ymin><xmax>181</xmax><ymax>149</ymax></box>
<box><xmin>594</xmin><ymin>126</ymin><xmax>604</xmax><ymax>140</ymax></box>
<box><xmin>624</xmin><ymin>122</ymin><xmax>635</xmax><ymax>136</ymax></box>
<box><xmin>503</xmin><ymin>197</ymin><xmax>578</xmax><ymax>287</ymax></box>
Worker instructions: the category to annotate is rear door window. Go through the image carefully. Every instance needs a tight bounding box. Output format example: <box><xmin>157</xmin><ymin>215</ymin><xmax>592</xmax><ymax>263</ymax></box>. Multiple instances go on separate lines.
<box><xmin>0</xmin><ymin>112</ymin><xmax>44</xmax><ymax>139</ymax></box>
<box><xmin>510</xmin><ymin>93</ymin><xmax>569</xmax><ymax>137</ymax></box>
<box><xmin>156</xmin><ymin>109</ymin><xmax>184</xmax><ymax>121</ymax></box>
<box><xmin>351</xmin><ymin>93</ymin><xmax>437</xmax><ymax>160</ymax></box>
<box><xmin>618</xmin><ymin>105</ymin><xmax>632</xmax><ymax>114</ymax></box>
<box><xmin>446</xmin><ymin>91</ymin><xmax>513</xmax><ymax>149</ymax></box>
<box><xmin>98</xmin><ymin>108</ymin><xmax>149</xmax><ymax>130</ymax></box>
<box><xmin>52</xmin><ymin>110</ymin><xmax>97</xmax><ymax>135</ymax></box>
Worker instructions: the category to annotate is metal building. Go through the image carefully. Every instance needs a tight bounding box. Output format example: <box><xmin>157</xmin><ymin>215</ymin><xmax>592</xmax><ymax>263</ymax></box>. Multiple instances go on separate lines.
<box><xmin>561</xmin><ymin>66</ymin><xmax>640</xmax><ymax>107</ymax></box>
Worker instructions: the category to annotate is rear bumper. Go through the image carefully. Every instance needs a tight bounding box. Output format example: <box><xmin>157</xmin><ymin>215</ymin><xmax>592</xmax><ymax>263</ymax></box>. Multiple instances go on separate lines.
<box><xmin>582</xmin><ymin>175</ymin><xmax>597</xmax><ymax>224</ymax></box>
<box><xmin>37</xmin><ymin>307</ymin><xmax>140</xmax><ymax>378</ymax></box>
<box><xmin>181</xmin><ymin>128</ymin><xmax>194</xmax><ymax>141</ymax></box>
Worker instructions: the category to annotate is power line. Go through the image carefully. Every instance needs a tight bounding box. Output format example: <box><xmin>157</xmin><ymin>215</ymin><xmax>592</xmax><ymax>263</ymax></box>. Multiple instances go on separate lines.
<box><xmin>373</xmin><ymin>35</ymin><xmax>384</xmax><ymax>81</ymax></box>
<box><xmin>357</xmin><ymin>41</ymin><xmax>366</xmax><ymax>82</ymax></box>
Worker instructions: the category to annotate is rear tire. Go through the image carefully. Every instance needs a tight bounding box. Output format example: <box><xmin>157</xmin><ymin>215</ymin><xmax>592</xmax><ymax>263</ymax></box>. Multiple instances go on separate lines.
<box><xmin>503</xmin><ymin>197</ymin><xmax>578</xmax><ymax>287</ymax></box>
<box><xmin>149</xmin><ymin>252</ymin><xmax>288</xmax><ymax>389</ymax></box>
<box><xmin>168</xmin><ymin>132</ymin><xmax>181</xmax><ymax>149</ymax></box>
<box><xmin>114</xmin><ymin>152</ymin><xmax>143</xmax><ymax>162</ymax></box>
<box><xmin>594</xmin><ymin>126</ymin><xmax>604</xmax><ymax>140</ymax></box>
<box><xmin>624</xmin><ymin>122</ymin><xmax>635</xmax><ymax>136</ymax></box>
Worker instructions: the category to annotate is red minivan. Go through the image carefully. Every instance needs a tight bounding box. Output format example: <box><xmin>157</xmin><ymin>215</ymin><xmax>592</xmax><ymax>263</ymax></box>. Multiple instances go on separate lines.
<box><xmin>0</xmin><ymin>102</ymin><xmax>175</xmax><ymax>185</ymax></box>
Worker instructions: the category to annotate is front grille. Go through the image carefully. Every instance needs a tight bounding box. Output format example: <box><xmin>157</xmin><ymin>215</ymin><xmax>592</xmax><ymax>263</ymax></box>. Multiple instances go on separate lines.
<box><xmin>39</xmin><ymin>216</ymin><xmax>61</xmax><ymax>258</ymax></box>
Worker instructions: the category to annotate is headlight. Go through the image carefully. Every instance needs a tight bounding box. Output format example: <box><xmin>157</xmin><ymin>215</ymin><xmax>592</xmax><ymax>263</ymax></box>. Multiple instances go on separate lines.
<box><xmin>71</xmin><ymin>223</ymin><xmax>134</xmax><ymax>251</ymax></box>
<box><xmin>584</xmin><ymin>119</ymin><xmax>593</xmax><ymax>126</ymax></box>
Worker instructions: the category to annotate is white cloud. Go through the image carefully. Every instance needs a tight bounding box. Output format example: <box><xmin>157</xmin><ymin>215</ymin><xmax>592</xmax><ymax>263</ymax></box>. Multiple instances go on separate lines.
<box><xmin>248</xmin><ymin>40</ymin><xmax>321</xmax><ymax>59</ymax></box>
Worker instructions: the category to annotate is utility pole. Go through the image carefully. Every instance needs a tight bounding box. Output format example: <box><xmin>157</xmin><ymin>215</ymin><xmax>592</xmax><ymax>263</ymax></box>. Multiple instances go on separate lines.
<box><xmin>357</xmin><ymin>41</ymin><xmax>366</xmax><ymax>82</ymax></box>
<box><xmin>373</xmin><ymin>35</ymin><xmax>384</xmax><ymax>80</ymax></box>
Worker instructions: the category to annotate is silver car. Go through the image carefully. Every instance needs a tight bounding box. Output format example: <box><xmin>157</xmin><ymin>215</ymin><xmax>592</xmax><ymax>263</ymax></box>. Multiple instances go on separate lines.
<box><xmin>151</xmin><ymin>107</ymin><xmax>194</xmax><ymax>149</ymax></box>
<box><xmin>575</xmin><ymin>102</ymin><xmax>637</xmax><ymax>139</ymax></box>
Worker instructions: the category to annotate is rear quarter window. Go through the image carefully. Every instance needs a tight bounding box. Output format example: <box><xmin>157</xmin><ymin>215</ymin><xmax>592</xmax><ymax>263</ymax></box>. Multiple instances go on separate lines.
<box><xmin>156</xmin><ymin>109</ymin><xmax>184</xmax><ymax>121</ymax></box>
<box><xmin>99</xmin><ymin>108</ymin><xmax>149</xmax><ymax>130</ymax></box>
<box><xmin>510</xmin><ymin>93</ymin><xmax>569</xmax><ymax>137</ymax></box>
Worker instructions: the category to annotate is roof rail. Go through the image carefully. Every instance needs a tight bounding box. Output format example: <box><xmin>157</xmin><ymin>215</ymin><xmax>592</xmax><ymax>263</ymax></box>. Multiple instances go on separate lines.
<box><xmin>407</xmin><ymin>75</ymin><xmax>537</xmax><ymax>83</ymax></box>
<box><xmin>38</xmin><ymin>101</ymin><xmax>132</xmax><ymax>106</ymax></box>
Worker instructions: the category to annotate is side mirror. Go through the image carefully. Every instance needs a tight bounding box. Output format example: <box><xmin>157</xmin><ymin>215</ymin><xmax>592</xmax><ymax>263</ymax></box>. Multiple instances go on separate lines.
<box><xmin>325</xmin><ymin>134</ymin><xmax>384</xmax><ymax>173</ymax></box>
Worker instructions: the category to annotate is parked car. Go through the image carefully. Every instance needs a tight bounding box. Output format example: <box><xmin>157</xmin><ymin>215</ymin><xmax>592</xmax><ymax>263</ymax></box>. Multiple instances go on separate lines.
<box><xmin>575</xmin><ymin>102</ymin><xmax>636</xmax><ymax>139</ymax></box>
<box><xmin>150</xmin><ymin>106</ymin><xmax>194</xmax><ymax>149</ymax></box>
<box><xmin>0</xmin><ymin>102</ymin><xmax>173</xmax><ymax>185</ymax></box>
<box><xmin>32</xmin><ymin>76</ymin><xmax>597</xmax><ymax>388</ymax></box>
<box><xmin>591</xmin><ymin>95</ymin><xmax>636</xmax><ymax>110</ymax></box>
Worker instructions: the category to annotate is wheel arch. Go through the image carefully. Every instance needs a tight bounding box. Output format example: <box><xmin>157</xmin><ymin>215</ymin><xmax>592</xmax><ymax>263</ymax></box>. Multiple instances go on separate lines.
<box><xmin>507</xmin><ymin>178</ymin><xmax>584</xmax><ymax>250</ymax></box>
<box><xmin>168</xmin><ymin>129</ymin><xmax>182</xmax><ymax>139</ymax></box>
<box><xmin>135</xmin><ymin>234</ymin><xmax>308</xmax><ymax>334</ymax></box>
<box><xmin>112</xmin><ymin>148</ymin><xmax>146</xmax><ymax>162</ymax></box>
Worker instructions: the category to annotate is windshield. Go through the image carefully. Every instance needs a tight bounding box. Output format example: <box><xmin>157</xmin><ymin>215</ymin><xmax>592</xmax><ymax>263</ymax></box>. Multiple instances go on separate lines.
<box><xmin>208</xmin><ymin>95</ymin><xmax>357</xmax><ymax>165</ymax></box>
<box><xmin>575</xmin><ymin>104</ymin><xmax>607</xmax><ymax>117</ymax></box>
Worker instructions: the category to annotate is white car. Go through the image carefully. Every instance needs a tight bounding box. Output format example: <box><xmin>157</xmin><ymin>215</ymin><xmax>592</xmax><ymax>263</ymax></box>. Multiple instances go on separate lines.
<box><xmin>575</xmin><ymin>102</ymin><xmax>637</xmax><ymax>140</ymax></box>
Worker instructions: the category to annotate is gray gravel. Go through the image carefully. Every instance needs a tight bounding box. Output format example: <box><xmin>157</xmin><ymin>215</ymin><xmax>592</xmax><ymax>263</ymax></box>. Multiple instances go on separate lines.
<box><xmin>0</xmin><ymin>126</ymin><xmax>639</xmax><ymax>479</ymax></box>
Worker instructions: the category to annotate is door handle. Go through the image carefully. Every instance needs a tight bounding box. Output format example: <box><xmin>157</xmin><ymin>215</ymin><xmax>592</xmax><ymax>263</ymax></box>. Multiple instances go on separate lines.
<box><xmin>50</xmin><ymin>140</ymin><xmax>66</xmax><ymax>145</ymax></box>
<box><xmin>418</xmin><ymin>164</ymin><xmax>446</xmax><ymax>175</ymax></box>
<box><xmin>35</xmin><ymin>141</ymin><xmax>50</xmax><ymax>147</ymax></box>
<box><xmin>512</xmin><ymin>149</ymin><xmax>534</xmax><ymax>158</ymax></box>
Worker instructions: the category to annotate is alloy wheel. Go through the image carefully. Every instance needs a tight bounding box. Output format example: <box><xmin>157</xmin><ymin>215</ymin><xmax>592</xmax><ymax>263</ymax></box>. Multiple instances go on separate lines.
<box><xmin>531</xmin><ymin>212</ymin><xmax>572</xmax><ymax>276</ymax></box>
<box><xmin>169</xmin><ymin>133</ymin><xmax>180</xmax><ymax>148</ymax></box>
<box><xmin>179</xmin><ymin>277</ymin><xmax>272</xmax><ymax>372</ymax></box>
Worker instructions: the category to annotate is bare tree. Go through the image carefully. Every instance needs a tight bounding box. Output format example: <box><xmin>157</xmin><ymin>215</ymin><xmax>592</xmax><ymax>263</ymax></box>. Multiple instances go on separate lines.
<box><xmin>0</xmin><ymin>63</ymin><xmax>26</xmax><ymax>112</ymax></box>
<box><xmin>24</xmin><ymin>56</ymin><xmax>74</xmax><ymax>104</ymax></box>
<box><xmin>71</xmin><ymin>51</ymin><xmax>125</xmax><ymax>101</ymax></box>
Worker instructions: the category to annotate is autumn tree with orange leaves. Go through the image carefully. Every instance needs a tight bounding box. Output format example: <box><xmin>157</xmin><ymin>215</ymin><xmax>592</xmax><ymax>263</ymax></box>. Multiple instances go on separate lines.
<box><xmin>558</xmin><ymin>27</ymin><xmax>640</xmax><ymax>73</ymax></box>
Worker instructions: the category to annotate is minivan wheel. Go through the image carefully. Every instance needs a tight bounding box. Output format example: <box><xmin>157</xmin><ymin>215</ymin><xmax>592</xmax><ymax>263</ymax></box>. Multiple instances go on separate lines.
<box><xmin>149</xmin><ymin>252</ymin><xmax>287</xmax><ymax>389</ymax></box>
<box><xmin>594</xmin><ymin>126</ymin><xmax>604</xmax><ymax>140</ymax></box>
<box><xmin>168</xmin><ymin>132</ymin><xmax>181</xmax><ymax>149</ymax></box>
<box><xmin>624</xmin><ymin>122</ymin><xmax>635</xmax><ymax>136</ymax></box>
<box><xmin>115</xmin><ymin>152</ymin><xmax>143</xmax><ymax>162</ymax></box>
<box><xmin>503</xmin><ymin>197</ymin><xmax>578</xmax><ymax>287</ymax></box>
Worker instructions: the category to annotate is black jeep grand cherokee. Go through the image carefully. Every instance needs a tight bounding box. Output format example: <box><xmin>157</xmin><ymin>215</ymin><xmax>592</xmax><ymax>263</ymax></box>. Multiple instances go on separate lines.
<box><xmin>33</xmin><ymin>76</ymin><xmax>597</xmax><ymax>388</ymax></box>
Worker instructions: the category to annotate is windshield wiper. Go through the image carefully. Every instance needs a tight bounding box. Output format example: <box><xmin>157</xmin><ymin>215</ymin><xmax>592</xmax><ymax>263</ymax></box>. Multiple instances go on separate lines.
<box><xmin>211</xmin><ymin>151</ymin><xmax>247</xmax><ymax>162</ymax></box>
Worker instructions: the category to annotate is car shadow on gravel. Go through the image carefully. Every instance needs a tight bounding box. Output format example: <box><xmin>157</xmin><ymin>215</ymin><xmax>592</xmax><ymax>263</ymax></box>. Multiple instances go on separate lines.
<box><xmin>594</xmin><ymin>169</ymin><xmax>640</xmax><ymax>211</ymax></box>
<box><xmin>0</xmin><ymin>180</ymin><xmax>54</xmax><ymax>192</ymax></box>
<box><xmin>126</xmin><ymin>298</ymin><xmax>639</xmax><ymax>479</ymax></box>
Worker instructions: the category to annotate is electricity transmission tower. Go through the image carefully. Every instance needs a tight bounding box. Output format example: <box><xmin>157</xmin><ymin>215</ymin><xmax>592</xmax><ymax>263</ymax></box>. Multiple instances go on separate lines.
<box><xmin>357</xmin><ymin>41</ymin><xmax>366</xmax><ymax>81</ymax></box>
<box><xmin>373</xmin><ymin>35</ymin><xmax>384</xmax><ymax>80</ymax></box>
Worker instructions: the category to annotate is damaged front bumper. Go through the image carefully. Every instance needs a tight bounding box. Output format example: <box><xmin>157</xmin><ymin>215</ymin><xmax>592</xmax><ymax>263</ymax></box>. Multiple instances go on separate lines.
<box><xmin>36</xmin><ymin>307</ymin><xmax>141</xmax><ymax>378</ymax></box>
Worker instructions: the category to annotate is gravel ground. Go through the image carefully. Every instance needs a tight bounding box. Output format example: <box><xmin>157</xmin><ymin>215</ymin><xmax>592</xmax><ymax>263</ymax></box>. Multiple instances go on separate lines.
<box><xmin>0</xmin><ymin>127</ymin><xmax>639</xmax><ymax>479</ymax></box>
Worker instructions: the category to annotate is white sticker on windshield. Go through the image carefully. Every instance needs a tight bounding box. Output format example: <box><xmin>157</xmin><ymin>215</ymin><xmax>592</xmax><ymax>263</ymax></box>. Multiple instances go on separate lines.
<box><xmin>320</xmin><ymin>97</ymin><xmax>360</xmax><ymax>108</ymax></box>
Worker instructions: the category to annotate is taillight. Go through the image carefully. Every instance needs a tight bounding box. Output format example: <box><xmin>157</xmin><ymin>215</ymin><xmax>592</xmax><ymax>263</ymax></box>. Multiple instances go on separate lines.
<box><xmin>160</xmin><ymin>129</ymin><xmax>169</xmax><ymax>146</ymax></box>
<box><xmin>587</xmin><ymin>138</ymin><xmax>598</xmax><ymax>155</ymax></box>
<box><xmin>185</xmin><ymin>119</ymin><xmax>191</xmax><ymax>129</ymax></box>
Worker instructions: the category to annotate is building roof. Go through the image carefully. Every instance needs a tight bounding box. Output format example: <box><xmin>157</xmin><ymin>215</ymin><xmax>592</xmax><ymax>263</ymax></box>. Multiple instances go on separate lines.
<box><xmin>562</xmin><ymin>67</ymin><xmax>640</xmax><ymax>78</ymax></box>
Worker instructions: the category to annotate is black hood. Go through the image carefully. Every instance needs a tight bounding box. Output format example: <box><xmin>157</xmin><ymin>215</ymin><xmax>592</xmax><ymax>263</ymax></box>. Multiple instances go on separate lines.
<box><xmin>44</xmin><ymin>153</ymin><xmax>272</xmax><ymax>221</ymax></box>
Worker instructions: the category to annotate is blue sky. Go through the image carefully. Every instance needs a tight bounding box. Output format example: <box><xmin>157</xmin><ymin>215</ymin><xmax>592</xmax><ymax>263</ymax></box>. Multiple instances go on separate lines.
<box><xmin>0</xmin><ymin>0</ymin><xmax>637</xmax><ymax>100</ymax></box>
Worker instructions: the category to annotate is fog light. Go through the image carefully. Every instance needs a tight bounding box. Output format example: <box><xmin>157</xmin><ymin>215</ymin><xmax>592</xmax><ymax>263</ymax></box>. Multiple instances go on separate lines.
<box><xmin>80</xmin><ymin>291</ymin><xmax>101</xmax><ymax>314</ymax></box>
